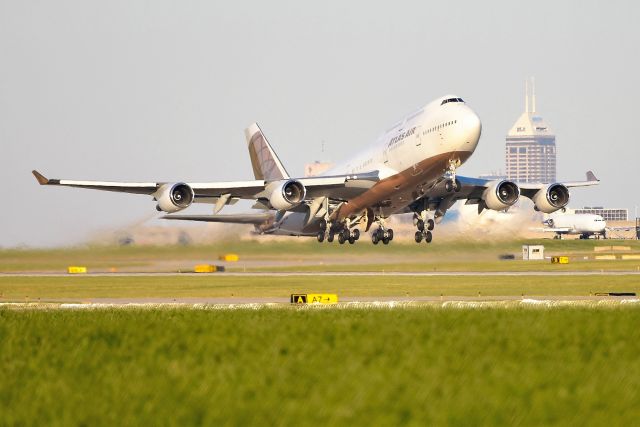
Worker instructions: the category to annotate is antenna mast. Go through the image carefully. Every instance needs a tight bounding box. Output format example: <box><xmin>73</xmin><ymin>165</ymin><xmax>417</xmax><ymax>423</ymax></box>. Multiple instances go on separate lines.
<box><xmin>532</xmin><ymin>76</ymin><xmax>536</xmax><ymax>113</ymax></box>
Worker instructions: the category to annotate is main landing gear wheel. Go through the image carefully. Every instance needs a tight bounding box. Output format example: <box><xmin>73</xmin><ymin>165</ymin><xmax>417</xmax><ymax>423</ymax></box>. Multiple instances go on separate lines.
<box><xmin>327</xmin><ymin>232</ymin><xmax>335</xmax><ymax>243</ymax></box>
<box><xmin>338</xmin><ymin>232</ymin><xmax>346</xmax><ymax>244</ymax></box>
<box><xmin>414</xmin><ymin>230</ymin><xmax>433</xmax><ymax>244</ymax></box>
<box><xmin>426</xmin><ymin>219</ymin><xmax>435</xmax><ymax>231</ymax></box>
<box><xmin>317</xmin><ymin>232</ymin><xmax>325</xmax><ymax>242</ymax></box>
<box><xmin>417</xmin><ymin>219</ymin><xmax>425</xmax><ymax>232</ymax></box>
<box><xmin>372</xmin><ymin>227</ymin><xmax>393</xmax><ymax>245</ymax></box>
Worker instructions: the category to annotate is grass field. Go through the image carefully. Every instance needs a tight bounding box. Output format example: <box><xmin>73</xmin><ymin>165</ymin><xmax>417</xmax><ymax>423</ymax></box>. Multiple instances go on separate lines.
<box><xmin>1</xmin><ymin>275</ymin><xmax>640</xmax><ymax>301</ymax></box>
<box><xmin>1</xmin><ymin>307</ymin><xmax>639</xmax><ymax>426</ymax></box>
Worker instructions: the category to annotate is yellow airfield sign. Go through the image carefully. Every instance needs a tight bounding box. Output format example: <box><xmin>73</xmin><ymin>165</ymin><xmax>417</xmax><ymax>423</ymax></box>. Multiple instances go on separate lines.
<box><xmin>290</xmin><ymin>294</ymin><xmax>338</xmax><ymax>304</ymax></box>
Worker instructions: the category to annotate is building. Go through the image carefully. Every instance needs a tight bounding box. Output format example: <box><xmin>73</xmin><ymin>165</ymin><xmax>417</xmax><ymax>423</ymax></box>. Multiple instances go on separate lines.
<box><xmin>574</xmin><ymin>207</ymin><xmax>628</xmax><ymax>221</ymax></box>
<box><xmin>522</xmin><ymin>245</ymin><xmax>544</xmax><ymax>260</ymax></box>
<box><xmin>304</xmin><ymin>161</ymin><xmax>334</xmax><ymax>177</ymax></box>
<box><xmin>505</xmin><ymin>79</ymin><xmax>556</xmax><ymax>183</ymax></box>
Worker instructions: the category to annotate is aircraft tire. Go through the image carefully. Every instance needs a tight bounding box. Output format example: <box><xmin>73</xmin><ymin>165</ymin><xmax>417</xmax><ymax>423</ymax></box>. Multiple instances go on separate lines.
<box><xmin>382</xmin><ymin>237</ymin><xmax>390</xmax><ymax>245</ymax></box>
<box><xmin>352</xmin><ymin>229</ymin><xmax>360</xmax><ymax>240</ymax></box>
<box><xmin>387</xmin><ymin>229</ymin><xmax>394</xmax><ymax>241</ymax></box>
<box><xmin>338</xmin><ymin>233</ymin><xmax>346</xmax><ymax>244</ymax></box>
<box><xmin>317</xmin><ymin>232</ymin><xmax>325</xmax><ymax>243</ymax></box>
<box><xmin>427</xmin><ymin>219</ymin><xmax>435</xmax><ymax>231</ymax></box>
<box><xmin>348</xmin><ymin>236</ymin><xmax>355</xmax><ymax>244</ymax></box>
<box><xmin>327</xmin><ymin>233</ymin><xmax>334</xmax><ymax>243</ymax></box>
<box><xmin>372</xmin><ymin>233</ymin><xmax>379</xmax><ymax>245</ymax></box>
<box><xmin>414</xmin><ymin>231</ymin><xmax>423</xmax><ymax>243</ymax></box>
<box><xmin>425</xmin><ymin>231</ymin><xmax>433</xmax><ymax>243</ymax></box>
<box><xmin>417</xmin><ymin>219</ymin><xmax>424</xmax><ymax>231</ymax></box>
<box><xmin>454</xmin><ymin>178</ymin><xmax>461</xmax><ymax>192</ymax></box>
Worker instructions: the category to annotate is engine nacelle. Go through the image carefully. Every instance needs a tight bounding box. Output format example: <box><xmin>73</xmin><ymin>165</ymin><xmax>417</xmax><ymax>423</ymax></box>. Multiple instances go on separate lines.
<box><xmin>532</xmin><ymin>183</ymin><xmax>570</xmax><ymax>213</ymax></box>
<box><xmin>155</xmin><ymin>182</ymin><xmax>194</xmax><ymax>213</ymax></box>
<box><xmin>269</xmin><ymin>179</ymin><xmax>306</xmax><ymax>211</ymax></box>
<box><xmin>481</xmin><ymin>180</ymin><xmax>520</xmax><ymax>211</ymax></box>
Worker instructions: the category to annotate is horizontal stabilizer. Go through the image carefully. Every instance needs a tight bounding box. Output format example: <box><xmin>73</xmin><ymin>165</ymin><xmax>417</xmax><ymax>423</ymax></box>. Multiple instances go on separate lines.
<box><xmin>161</xmin><ymin>213</ymin><xmax>273</xmax><ymax>224</ymax></box>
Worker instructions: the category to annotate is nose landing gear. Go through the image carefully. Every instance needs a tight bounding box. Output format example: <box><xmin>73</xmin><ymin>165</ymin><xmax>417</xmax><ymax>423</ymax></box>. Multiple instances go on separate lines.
<box><xmin>445</xmin><ymin>159</ymin><xmax>462</xmax><ymax>192</ymax></box>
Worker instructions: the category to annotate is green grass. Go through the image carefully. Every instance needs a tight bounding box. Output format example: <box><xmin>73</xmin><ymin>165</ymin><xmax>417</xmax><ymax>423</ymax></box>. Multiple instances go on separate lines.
<box><xmin>2</xmin><ymin>239</ymin><xmax>640</xmax><ymax>272</ymax></box>
<box><xmin>1</xmin><ymin>275</ymin><xmax>639</xmax><ymax>301</ymax></box>
<box><xmin>1</xmin><ymin>308</ymin><xmax>639</xmax><ymax>426</ymax></box>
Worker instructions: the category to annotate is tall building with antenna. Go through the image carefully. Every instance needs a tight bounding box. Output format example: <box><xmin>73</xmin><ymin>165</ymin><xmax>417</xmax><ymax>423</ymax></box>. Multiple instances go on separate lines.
<box><xmin>505</xmin><ymin>78</ymin><xmax>556</xmax><ymax>183</ymax></box>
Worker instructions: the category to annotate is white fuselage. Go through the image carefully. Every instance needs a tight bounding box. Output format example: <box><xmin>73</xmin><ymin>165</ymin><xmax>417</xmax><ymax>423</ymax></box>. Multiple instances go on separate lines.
<box><xmin>328</xmin><ymin>96</ymin><xmax>481</xmax><ymax>179</ymax></box>
<box><xmin>545</xmin><ymin>213</ymin><xmax>607</xmax><ymax>235</ymax></box>
<box><xmin>276</xmin><ymin>95</ymin><xmax>482</xmax><ymax>235</ymax></box>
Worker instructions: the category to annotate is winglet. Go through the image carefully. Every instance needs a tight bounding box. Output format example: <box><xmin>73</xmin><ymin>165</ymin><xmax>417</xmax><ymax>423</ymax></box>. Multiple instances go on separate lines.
<box><xmin>32</xmin><ymin>170</ymin><xmax>49</xmax><ymax>185</ymax></box>
<box><xmin>586</xmin><ymin>171</ymin><xmax>599</xmax><ymax>182</ymax></box>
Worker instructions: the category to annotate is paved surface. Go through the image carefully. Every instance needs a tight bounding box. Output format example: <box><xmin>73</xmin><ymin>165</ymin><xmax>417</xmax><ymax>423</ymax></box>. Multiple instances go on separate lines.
<box><xmin>3</xmin><ymin>271</ymin><xmax>640</xmax><ymax>277</ymax></box>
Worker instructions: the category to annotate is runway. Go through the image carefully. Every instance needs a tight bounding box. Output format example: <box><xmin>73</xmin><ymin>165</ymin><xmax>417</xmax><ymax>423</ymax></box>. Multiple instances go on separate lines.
<box><xmin>3</xmin><ymin>271</ymin><xmax>640</xmax><ymax>277</ymax></box>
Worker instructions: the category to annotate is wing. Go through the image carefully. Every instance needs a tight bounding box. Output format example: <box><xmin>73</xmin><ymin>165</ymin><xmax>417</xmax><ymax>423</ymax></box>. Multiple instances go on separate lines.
<box><xmin>404</xmin><ymin>171</ymin><xmax>600</xmax><ymax>220</ymax></box>
<box><xmin>32</xmin><ymin>170</ymin><xmax>379</xmax><ymax>206</ymax></box>
<box><xmin>455</xmin><ymin>170</ymin><xmax>600</xmax><ymax>201</ymax></box>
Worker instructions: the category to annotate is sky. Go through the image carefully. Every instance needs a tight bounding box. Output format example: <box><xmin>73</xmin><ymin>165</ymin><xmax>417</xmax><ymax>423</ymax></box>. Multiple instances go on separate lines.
<box><xmin>1</xmin><ymin>0</ymin><xmax>639</xmax><ymax>247</ymax></box>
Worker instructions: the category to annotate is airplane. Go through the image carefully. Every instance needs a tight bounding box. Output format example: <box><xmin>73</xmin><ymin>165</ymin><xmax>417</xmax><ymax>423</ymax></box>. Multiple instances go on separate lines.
<box><xmin>542</xmin><ymin>213</ymin><xmax>629</xmax><ymax>239</ymax></box>
<box><xmin>32</xmin><ymin>95</ymin><xmax>600</xmax><ymax>245</ymax></box>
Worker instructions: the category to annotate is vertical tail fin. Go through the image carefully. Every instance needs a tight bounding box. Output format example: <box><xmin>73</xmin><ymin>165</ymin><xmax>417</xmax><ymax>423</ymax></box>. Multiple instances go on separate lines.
<box><xmin>244</xmin><ymin>123</ymin><xmax>289</xmax><ymax>181</ymax></box>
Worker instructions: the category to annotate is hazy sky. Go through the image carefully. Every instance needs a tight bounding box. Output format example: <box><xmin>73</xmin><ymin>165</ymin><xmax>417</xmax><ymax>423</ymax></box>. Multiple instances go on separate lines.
<box><xmin>2</xmin><ymin>0</ymin><xmax>639</xmax><ymax>247</ymax></box>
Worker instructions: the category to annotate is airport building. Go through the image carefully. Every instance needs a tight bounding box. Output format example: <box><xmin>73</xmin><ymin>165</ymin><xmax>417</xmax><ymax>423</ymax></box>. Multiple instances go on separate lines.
<box><xmin>574</xmin><ymin>207</ymin><xmax>628</xmax><ymax>221</ymax></box>
<box><xmin>505</xmin><ymin>80</ymin><xmax>556</xmax><ymax>183</ymax></box>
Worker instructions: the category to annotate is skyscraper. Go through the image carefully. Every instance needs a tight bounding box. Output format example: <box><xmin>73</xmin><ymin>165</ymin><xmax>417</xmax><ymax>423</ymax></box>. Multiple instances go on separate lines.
<box><xmin>505</xmin><ymin>79</ymin><xmax>556</xmax><ymax>183</ymax></box>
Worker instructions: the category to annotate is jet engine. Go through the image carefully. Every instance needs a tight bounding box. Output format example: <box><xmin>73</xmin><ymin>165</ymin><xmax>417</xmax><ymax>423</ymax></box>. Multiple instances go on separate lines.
<box><xmin>481</xmin><ymin>180</ymin><xmax>520</xmax><ymax>211</ymax></box>
<box><xmin>155</xmin><ymin>183</ymin><xmax>194</xmax><ymax>213</ymax></box>
<box><xmin>532</xmin><ymin>183</ymin><xmax>570</xmax><ymax>213</ymax></box>
<box><xmin>269</xmin><ymin>179</ymin><xmax>306</xmax><ymax>211</ymax></box>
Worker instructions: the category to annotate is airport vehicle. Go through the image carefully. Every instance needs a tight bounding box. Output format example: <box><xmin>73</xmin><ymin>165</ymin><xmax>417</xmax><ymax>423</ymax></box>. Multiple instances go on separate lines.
<box><xmin>542</xmin><ymin>213</ymin><xmax>628</xmax><ymax>239</ymax></box>
<box><xmin>32</xmin><ymin>95</ymin><xmax>599</xmax><ymax>245</ymax></box>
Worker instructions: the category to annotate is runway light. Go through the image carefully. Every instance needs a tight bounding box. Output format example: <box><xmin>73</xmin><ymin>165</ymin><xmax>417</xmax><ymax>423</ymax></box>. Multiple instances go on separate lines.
<box><xmin>67</xmin><ymin>266</ymin><xmax>87</xmax><ymax>274</ymax></box>
<box><xmin>219</xmin><ymin>254</ymin><xmax>239</xmax><ymax>262</ymax></box>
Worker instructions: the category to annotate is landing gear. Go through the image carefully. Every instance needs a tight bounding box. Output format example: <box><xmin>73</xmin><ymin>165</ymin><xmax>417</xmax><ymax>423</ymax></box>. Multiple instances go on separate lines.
<box><xmin>325</xmin><ymin>225</ymin><xmax>360</xmax><ymax>245</ymax></box>
<box><xmin>445</xmin><ymin>158</ymin><xmax>462</xmax><ymax>193</ymax></box>
<box><xmin>445</xmin><ymin>178</ymin><xmax>461</xmax><ymax>193</ymax></box>
<box><xmin>413</xmin><ymin>211</ymin><xmax>435</xmax><ymax>244</ymax></box>
<box><xmin>371</xmin><ymin>226</ymin><xmax>393</xmax><ymax>245</ymax></box>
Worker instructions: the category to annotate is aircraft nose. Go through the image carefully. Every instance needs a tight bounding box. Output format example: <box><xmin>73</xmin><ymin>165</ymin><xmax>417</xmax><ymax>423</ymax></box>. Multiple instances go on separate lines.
<box><xmin>460</xmin><ymin>109</ymin><xmax>481</xmax><ymax>152</ymax></box>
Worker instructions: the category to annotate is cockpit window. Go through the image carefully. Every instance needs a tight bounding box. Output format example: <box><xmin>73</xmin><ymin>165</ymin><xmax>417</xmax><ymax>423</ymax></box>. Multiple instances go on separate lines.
<box><xmin>441</xmin><ymin>98</ymin><xmax>464</xmax><ymax>105</ymax></box>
